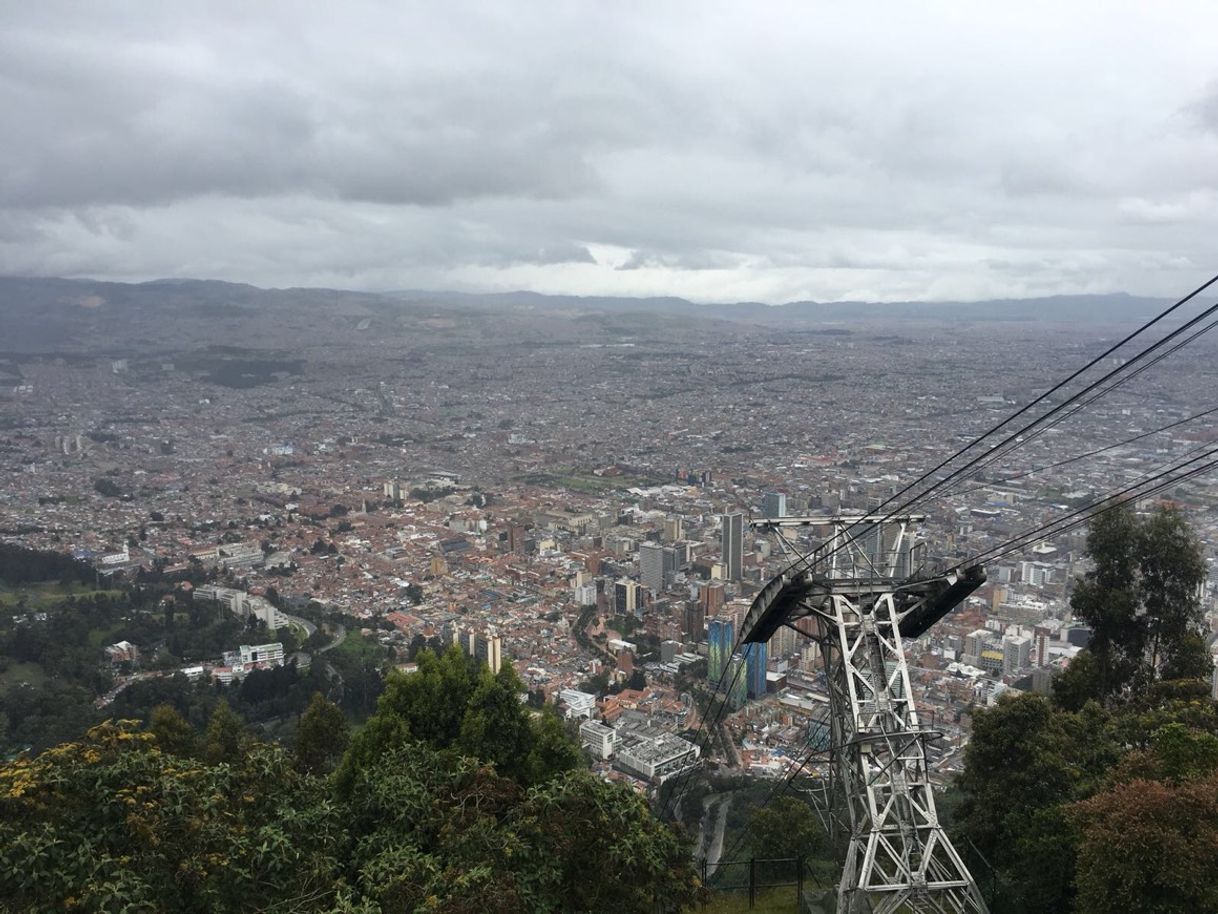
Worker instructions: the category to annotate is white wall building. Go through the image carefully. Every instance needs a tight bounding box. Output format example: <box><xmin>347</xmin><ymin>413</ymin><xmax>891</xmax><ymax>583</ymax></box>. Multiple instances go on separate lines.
<box><xmin>579</xmin><ymin>720</ymin><xmax>617</xmax><ymax>760</ymax></box>
<box><xmin>559</xmin><ymin>688</ymin><xmax>597</xmax><ymax>720</ymax></box>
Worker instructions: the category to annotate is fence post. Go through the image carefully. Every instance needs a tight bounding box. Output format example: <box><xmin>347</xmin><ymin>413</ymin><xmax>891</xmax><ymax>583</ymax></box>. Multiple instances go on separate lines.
<box><xmin>796</xmin><ymin>854</ymin><xmax>804</xmax><ymax>906</ymax></box>
<box><xmin>749</xmin><ymin>857</ymin><xmax>756</xmax><ymax>909</ymax></box>
<box><xmin>701</xmin><ymin>858</ymin><xmax>708</xmax><ymax>911</ymax></box>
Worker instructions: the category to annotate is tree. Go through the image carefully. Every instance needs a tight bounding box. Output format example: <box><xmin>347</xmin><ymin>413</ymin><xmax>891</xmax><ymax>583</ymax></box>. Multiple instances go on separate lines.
<box><xmin>1071</xmin><ymin>774</ymin><xmax>1218</xmax><ymax>914</ymax></box>
<box><xmin>148</xmin><ymin>702</ymin><xmax>198</xmax><ymax>756</ymax></box>
<box><xmin>342</xmin><ymin>741</ymin><xmax>700</xmax><ymax>914</ymax></box>
<box><xmin>0</xmin><ymin>721</ymin><xmax>340</xmax><ymax>914</ymax></box>
<box><xmin>457</xmin><ymin>665</ymin><xmax>535</xmax><ymax>781</ymax></box>
<box><xmin>0</xmin><ymin>675</ymin><xmax>695</xmax><ymax>914</ymax></box>
<box><xmin>337</xmin><ymin>646</ymin><xmax>579</xmax><ymax>793</ymax></box>
<box><xmin>746</xmin><ymin>796</ymin><xmax>825</xmax><ymax>879</ymax></box>
<box><xmin>203</xmin><ymin>700</ymin><xmax>249</xmax><ymax>764</ymax></box>
<box><xmin>954</xmin><ymin>694</ymin><xmax>1086</xmax><ymax>914</ymax></box>
<box><xmin>1137</xmin><ymin>509</ymin><xmax>1206</xmax><ymax>675</ymax></box>
<box><xmin>1065</xmin><ymin>505</ymin><xmax>1207</xmax><ymax>704</ymax></box>
<box><xmin>295</xmin><ymin>692</ymin><xmax>349</xmax><ymax>775</ymax></box>
<box><xmin>1051</xmin><ymin>648</ymin><xmax>1104</xmax><ymax>712</ymax></box>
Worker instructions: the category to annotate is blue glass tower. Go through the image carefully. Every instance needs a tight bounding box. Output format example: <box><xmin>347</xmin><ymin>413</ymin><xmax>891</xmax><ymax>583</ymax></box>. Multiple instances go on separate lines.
<box><xmin>744</xmin><ymin>641</ymin><xmax>768</xmax><ymax>698</ymax></box>
<box><xmin>707</xmin><ymin>617</ymin><xmax>734</xmax><ymax>684</ymax></box>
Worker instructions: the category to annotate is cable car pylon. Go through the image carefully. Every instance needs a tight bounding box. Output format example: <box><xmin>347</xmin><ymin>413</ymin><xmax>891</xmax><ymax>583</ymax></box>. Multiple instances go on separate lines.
<box><xmin>742</xmin><ymin>515</ymin><xmax>989</xmax><ymax>914</ymax></box>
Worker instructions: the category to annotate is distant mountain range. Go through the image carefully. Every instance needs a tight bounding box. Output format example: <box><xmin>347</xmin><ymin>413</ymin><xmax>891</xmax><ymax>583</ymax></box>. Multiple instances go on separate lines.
<box><xmin>387</xmin><ymin>287</ymin><xmax>1170</xmax><ymax>324</ymax></box>
<box><xmin>0</xmin><ymin>275</ymin><xmax>1172</xmax><ymax>353</ymax></box>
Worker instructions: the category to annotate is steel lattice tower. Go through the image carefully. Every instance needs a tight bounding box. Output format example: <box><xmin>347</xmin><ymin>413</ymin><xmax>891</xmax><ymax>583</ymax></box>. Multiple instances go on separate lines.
<box><xmin>741</xmin><ymin>515</ymin><xmax>989</xmax><ymax>914</ymax></box>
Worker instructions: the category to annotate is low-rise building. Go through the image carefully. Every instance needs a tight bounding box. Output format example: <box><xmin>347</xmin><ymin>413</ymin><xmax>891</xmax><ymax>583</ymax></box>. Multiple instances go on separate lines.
<box><xmin>579</xmin><ymin>719</ymin><xmax>617</xmax><ymax>760</ymax></box>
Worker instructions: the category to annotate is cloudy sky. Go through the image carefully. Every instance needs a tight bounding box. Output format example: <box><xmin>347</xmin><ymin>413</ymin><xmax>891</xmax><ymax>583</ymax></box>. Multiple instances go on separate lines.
<box><xmin>2</xmin><ymin>1</ymin><xmax>1217</xmax><ymax>302</ymax></box>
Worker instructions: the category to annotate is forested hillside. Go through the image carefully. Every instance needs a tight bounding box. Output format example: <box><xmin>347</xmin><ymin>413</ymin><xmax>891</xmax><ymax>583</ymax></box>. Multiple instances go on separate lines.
<box><xmin>953</xmin><ymin>507</ymin><xmax>1218</xmax><ymax>914</ymax></box>
<box><xmin>0</xmin><ymin>646</ymin><xmax>700</xmax><ymax>913</ymax></box>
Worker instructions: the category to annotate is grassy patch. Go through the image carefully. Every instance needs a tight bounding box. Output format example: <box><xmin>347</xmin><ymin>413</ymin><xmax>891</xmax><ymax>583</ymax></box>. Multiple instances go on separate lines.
<box><xmin>330</xmin><ymin>630</ymin><xmax>387</xmax><ymax>667</ymax></box>
<box><xmin>0</xmin><ymin>582</ymin><xmax>121</xmax><ymax>609</ymax></box>
<box><xmin>0</xmin><ymin>661</ymin><xmax>48</xmax><ymax>688</ymax></box>
<box><xmin>700</xmin><ymin>886</ymin><xmax>803</xmax><ymax>914</ymax></box>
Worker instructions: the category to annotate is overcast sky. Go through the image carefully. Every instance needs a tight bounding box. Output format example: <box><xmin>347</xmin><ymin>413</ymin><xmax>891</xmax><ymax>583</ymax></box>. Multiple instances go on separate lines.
<box><xmin>2</xmin><ymin>1</ymin><xmax>1217</xmax><ymax>302</ymax></box>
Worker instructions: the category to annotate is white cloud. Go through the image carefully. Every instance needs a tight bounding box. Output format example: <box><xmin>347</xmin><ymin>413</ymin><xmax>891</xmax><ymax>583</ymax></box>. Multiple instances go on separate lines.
<box><xmin>1</xmin><ymin>1</ymin><xmax>1217</xmax><ymax>301</ymax></box>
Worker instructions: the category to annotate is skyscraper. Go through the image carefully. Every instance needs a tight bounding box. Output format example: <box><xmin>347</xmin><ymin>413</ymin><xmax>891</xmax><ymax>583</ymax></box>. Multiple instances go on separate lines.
<box><xmin>720</xmin><ymin>512</ymin><xmax>743</xmax><ymax>582</ymax></box>
<box><xmin>727</xmin><ymin>655</ymin><xmax>748</xmax><ymax>710</ymax></box>
<box><xmin>707</xmin><ymin>617</ymin><xmax>734</xmax><ymax>684</ymax></box>
<box><xmin>762</xmin><ymin>492</ymin><xmax>787</xmax><ymax>519</ymax></box>
<box><xmin>744</xmin><ymin>641</ymin><xmax>768</xmax><ymax>698</ymax></box>
<box><xmin>683</xmin><ymin>601</ymin><xmax>706</xmax><ymax>641</ymax></box>
<box><xmin>639</xmin><ymin>542</ymin><xmax>677</xmax><ymax>593</ymax></box>
<box><xmin>614</xmin><ymin>579</ymin><xmax>640</xmax><ymax>616</ymax></box>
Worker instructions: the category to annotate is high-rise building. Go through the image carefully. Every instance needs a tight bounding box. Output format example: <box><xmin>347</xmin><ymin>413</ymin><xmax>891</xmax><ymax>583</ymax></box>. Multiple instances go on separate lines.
<box><xmin>965</xmin><ymin>628</ymin><xmax>992</xmax><ymax>659</ymax></box>
<box><xmin>470</xmin><ymin>632</ymin><xmax>503</xmax><ymax>674</ymax></box>
<box><xmin>769</xmin><ymin>621</ymin><xmax>799</xmax><ymax>660</ymax></box>
<box><xmin>639</xmin><ymin>542</ymin><xmax>677</xmax><ymax>593</ymax></box>
<box><xmin>506</xmin><ymin>524</ymin><xmax>527</xmax><ymax>554</ymax></box>
<box><xmin>1033</xmin><ymin>624</ymin><xmax>1052</xmax><ymax>667</ymax></box>
<box><xmin>726</xmin><ymin>656</ymin><xmax>748</xmax><ymax>710</ymax></box>
<box><xmin>683</xmin><ymin>601</ymin><xmax>706</xmax><ymax>641</ymax></box>
<box><xmin>762</xmin><ymin>492</ymin><xmax>787</xmax><ymax>519</ymax></box>
<box><xmin>614</xmin><ymin>579</ymin><xmax>640</xmax><ymax>617</ymax></box>
<box><xmin>1002</xmin><ymin>635</ymin><xmax>1030</xmax><ymax>676</ymax></box>
<box><xmin>699</xmin><ymin>581</ymin><xmax>726</xmax><ymax>615</ymax></box>
<box><xmin>663</xmin><ymin>516</ymin><xmax>684</xmax><ymax>542</ymax></box>
<box><xmin>720</xmin><ymin>512</ymin><xmax>744</xmax><ymax>582</ymax></box>
<box><xmin>708</xmin><ymin>617</ymin><xmax>734</xmax><ymax>683</ymax></box>
<box><xmin>744</xmin><ymin>641</ymin><xmax>768</xmax><ymax>698</ymax></box>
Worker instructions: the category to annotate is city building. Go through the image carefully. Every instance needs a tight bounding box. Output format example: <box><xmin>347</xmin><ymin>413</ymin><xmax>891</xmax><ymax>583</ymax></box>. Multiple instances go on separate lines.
<box><xmin>614</xmin><ymin>579</ymin><xmax>641</xmax><ymax>617</ymax></box>
<box><xmin>698</xmin><ymin>581</ymin><xmax>726</xmax><ymax>615</ymax></box>
<box><xmin>237</xmin><ymin>642</ymin><xmax>284</xmax><ymax>666</ymax></box>
<box><xmin>762</xmin><ymin>492</ymin><xmax>787</xmax><ymax>519</ymax></box>
<box><xmin>579</xmin><ymin>719</ymin><xmax>617</xmax><ymax>760</ymax></box>
<box><xmin>744</xmin><ymin>641</ymin><xmax>768</xmax><ymax>698</ymax></box>
<box><xmin>612</xmin><ymin>718</ymin><xmax>700</xmax><ymax>784</ymax></box>
<box><xmin>104</xmin><ymin>640</ymin><xmax>139</xmax><ymax>666</ymax></box>
<box><xmin>1003</xmin><ymin>635</ymin><xmax>1031</xmax><ymax>676</ymax></box>
<box><xmin>559</xmin><ymin>688</ymin><xmax>597</xmax><ymax>719</ymax></box>
<box><xmin>708</xmin><ymin>617</ymin><xmax>734</xmax><ymax>683</ymax></box>
<box><xmin>683</xmin><ymin>601</ymin><xmax>706</xmax><ymax>641</ymax></box>
<box><xmin>639</xmin><ymin>541</ymin><xmax>677</xmax><ymax>593</ymax></box>
<box><xmin>726</xmin><ymin>655</ymin><xmax>748</xmax><ymax>709</ymax></box>
<box><xmin>470</xmin><ymin>632</ymin><xmax>503</xmax><ymax>674</ymax></box>
<box><xmin>194</xmin><ymin>585</ymin><xmax>290</xmax><ymax>631</ymax></box>
<box><xmin>720</xmin><ymin>512</ymin><xmax>743</xmax><ymax>582</ymax></box>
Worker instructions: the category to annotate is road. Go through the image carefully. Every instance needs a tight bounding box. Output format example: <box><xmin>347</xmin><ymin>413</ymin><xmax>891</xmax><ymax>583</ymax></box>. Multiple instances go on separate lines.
<box><xmin>280</xmin><ymin>611</ymin><xmax>316</xmax><ymax>639</ymax></box>
<box><xmin>701</xmin><ymin>794</ymin><xmax>733</xmax><ymax>868</ymax></box>
<box><xmin>317</xmin><ymin>623</ymin><xmax>346</xmax><ymax>653</ymax></box>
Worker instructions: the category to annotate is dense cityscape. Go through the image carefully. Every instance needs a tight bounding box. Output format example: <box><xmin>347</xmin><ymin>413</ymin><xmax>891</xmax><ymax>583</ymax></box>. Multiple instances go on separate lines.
<box><xmin>4</xmin><ymin>280</ymin><xmax>1216</xmax><ymax>822</ymax></box>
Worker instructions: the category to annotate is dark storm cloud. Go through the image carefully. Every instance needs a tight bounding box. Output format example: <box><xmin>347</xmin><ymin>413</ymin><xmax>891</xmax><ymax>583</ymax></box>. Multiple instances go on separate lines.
<box><xmin>1</xmin><ymin>1</ymin><xmax>1217</xmax><ymax>302</ymax></box>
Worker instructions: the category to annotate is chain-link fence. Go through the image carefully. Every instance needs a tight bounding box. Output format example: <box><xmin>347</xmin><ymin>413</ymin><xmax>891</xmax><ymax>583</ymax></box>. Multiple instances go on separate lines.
<box><xmin>700</xmin><ymin>856</ymin><xmax>837</xmax><ymax>913</ymax></box>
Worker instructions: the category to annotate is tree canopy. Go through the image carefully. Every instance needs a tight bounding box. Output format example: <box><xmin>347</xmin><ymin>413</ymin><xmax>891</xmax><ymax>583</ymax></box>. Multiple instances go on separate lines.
<box><xmin>954</xmin><ymin>507</ymin><xmax>1217</xmax><ymax>914</ymax></box>
<box><xmin>337</xmin><ymin>645</ymin><xmax>581</xmax><ymax>793</ymax></box>
<box><xmin>1058</xmin><ymin>505</ymin><xmax>1207</xmax><ymax>707</ymax></box>
<box><xmin>0</xmin><ymin>672</ymin><xmax>698</xmax><ymax>913</ymax></box>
